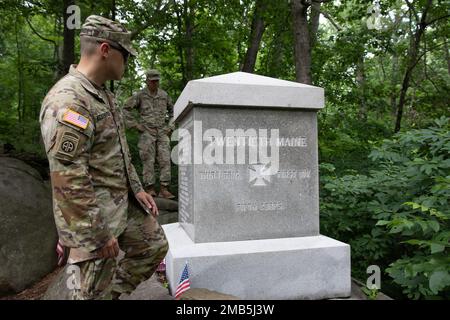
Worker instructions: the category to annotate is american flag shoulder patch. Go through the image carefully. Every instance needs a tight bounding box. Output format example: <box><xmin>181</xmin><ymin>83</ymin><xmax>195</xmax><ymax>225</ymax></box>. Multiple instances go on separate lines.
<box><xmin>62</xmin><ymin>109</ymin><xmax>89</xmax><ymax>130</ymax></box>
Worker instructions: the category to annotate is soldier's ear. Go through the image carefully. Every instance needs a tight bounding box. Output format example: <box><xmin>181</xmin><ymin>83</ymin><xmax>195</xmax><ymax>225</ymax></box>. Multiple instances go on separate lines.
<box><xmin>99</xmin><ymin>42</ymin><xmax>110</xmax><ymax>58</ymax></box>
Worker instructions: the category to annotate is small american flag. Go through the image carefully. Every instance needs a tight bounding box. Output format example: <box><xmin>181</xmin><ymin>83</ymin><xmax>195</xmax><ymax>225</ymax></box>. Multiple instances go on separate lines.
<box><xmin>56</xmin><ymin>239</ymin><xmax>66</xmax><ymax>266</ymax></box>
<box><xmin>174</xmin><ymin>262</ymin><xmax>191</xmax><ymax>299</ymax></box>
<box><xmin>63</xmin><ymin>109</ymin><xmax>89</xmax><ymax>129</ymax></box>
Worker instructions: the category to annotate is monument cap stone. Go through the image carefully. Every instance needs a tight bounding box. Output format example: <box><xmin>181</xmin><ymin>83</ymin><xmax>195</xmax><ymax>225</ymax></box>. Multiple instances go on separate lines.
<box><xmin>174</xmin><ymin>72</ymin><xmax>324</xmax><ymax>121</ymax></box>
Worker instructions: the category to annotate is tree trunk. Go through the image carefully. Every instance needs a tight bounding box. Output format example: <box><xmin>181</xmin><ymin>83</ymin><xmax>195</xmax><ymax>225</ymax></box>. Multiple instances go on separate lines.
<box><xmin>444</xmin><ymin>36</ymin><xmax>450</xmax><ymax>75</ymax></box>
<box><xmin>356</xmin><ymin>55</ymin><xmax>367</xmax><ymax>120</ymax></box>
<box><xmin>390</xmin><ymin>53</ymin><xmax>399</xmax><ymax>116</ymax></box>
<box><xmin>309</xmin><ymin>1</ymin><xmax>321</xmax><ymax>48</ymax></box>
<box><xmin>184</xmin><ymin>0</ymin><xmax>195</xmax><ymax>81</ymax></box>
<box><xmin>394</xmin><ymin>0</ymin><xmax>432</xmax><ymax>133</ymax></box>
<box><xmin>267</xmin><ymin>27</ymin><xmax>285</xmax><ymax>77</ymax></box>
<box><xmin>15</xmin><ymin>19</ymin><xmax>25</xmax><ymax>124</ymax></box>
<box><xmin>174</xmin><ymin>1</ymin><xmax>187</xmax><ymax>85</ymax></box>
<box><xmin>52</xmin><ymin>16</ymin><xmax>61</xmax><ymax>81</ymax></box>
<box><xmin>242</xmin><ymin>0</ymin><xmax>266</xmax><ymax>73</ymax></box>
<box><xmin>390</xmin><ymin>11</ymin><xmax>401</xmax><ymax>116</ymax></box>
<box><xmin>60</xmin><ymin>0</ymin><xmax>75</xmax><ymax>78</ymax></box>
<box><xmin>292</xmin><ymin>0</ymin><xmax>312</xmax><ymax>84</ymax></box>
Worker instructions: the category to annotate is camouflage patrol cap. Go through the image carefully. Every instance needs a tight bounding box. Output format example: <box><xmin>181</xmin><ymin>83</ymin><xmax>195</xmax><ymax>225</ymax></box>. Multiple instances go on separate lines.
<box><xmin>80</xmin><ymin>15</ymin><xmax>137</xmax><ymax>57</ymax></box>
<box><xmin>146</xmin><ymin>69</ymin><xmax>161</xmax><ymax>80</ymax></box>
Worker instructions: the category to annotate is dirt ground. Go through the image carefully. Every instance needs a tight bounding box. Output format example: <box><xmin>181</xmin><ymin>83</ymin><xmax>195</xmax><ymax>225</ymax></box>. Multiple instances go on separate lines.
<box><xmin>0</xmin><ymin>268</ymin><xmax>168</xmax><ymax>300</ymax></box>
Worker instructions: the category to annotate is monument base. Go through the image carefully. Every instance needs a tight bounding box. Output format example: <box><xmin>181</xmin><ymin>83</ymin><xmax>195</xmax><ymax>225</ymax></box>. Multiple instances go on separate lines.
<box><xmin>163</xmin><ymin>223</ymin><xmax>351</xmax><ymax>300</ymax></box>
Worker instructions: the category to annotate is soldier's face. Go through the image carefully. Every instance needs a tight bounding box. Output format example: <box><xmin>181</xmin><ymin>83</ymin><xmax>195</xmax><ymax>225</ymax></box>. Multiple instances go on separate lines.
<box><xmin>147</xmin><ymin>80</ymin><xmax>159</xmax><ymax>91</ymax></box>
<box><xmin>98</xmin><ymin>42</ymin><xmax>127</xmax><ymax>81</ymax></box>
<box><xmin>109</xmin><ymin>48</ymin><xmax>127</xmax><ymax>80</ymax></box>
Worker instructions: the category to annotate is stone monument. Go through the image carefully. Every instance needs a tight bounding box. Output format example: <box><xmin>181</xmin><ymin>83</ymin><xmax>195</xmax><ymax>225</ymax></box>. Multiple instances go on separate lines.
<box><xmin>162</xmin><ymin>72</ymin><xmax>351</xmax><ymax>299</ymax></box>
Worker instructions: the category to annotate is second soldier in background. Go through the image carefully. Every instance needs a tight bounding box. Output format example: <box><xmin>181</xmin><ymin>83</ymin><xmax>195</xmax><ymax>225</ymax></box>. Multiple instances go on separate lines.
<box><xmin>124</xmin><ymin>69</ymin><xmax>175</xmax><ymax>199</ymax></box>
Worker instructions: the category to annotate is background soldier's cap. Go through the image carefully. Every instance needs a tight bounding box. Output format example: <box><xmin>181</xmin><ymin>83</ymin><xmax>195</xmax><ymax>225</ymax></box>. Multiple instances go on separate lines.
<box><xmin>80</xmin><ymin>15</ymin><xmax>137</xmax><ymax>57</ymax></box>
<box><xmin>146</xmin><ymin>69</ymin><xmax>161</xmax><ymax>80</ymax></box>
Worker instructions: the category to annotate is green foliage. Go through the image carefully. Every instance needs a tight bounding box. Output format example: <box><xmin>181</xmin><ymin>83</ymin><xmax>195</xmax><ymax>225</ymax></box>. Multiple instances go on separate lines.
<box><xmin>318</xmin><ymin>112</ymin><xmax>392</xmax><ymax>173</ymax></box>
<box><xmin>320</xmin><ymin>117</ymin><xmax>450</xmax><ymax>299</ymax></box>
<box><xmin>361</xmin><ymin>286</ymin><xmax>379</xmax><ymax>300</ymax></box>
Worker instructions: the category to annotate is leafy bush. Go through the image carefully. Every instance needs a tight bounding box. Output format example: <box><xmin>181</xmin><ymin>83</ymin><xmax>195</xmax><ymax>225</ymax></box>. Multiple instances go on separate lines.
<box><xmin>320</xmin><ymin>116</ymin><xmax>450</xmax><ymax>299</ymax></box>
<box><xmin>318</xmin><ymin>112</ymin><xmax>392</xmax><ymax>173</ymax></box>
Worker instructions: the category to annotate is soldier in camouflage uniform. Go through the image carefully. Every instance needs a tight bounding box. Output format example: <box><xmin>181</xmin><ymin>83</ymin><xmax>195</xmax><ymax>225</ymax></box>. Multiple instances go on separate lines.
<box><xmin>123</xmin><ymin>69</ymin><xmax>175</xmax><ymax>199</ymax></box>
<box><xmin>39</xmin><ymin>15</ymin><xmax>168</xmax><ymax>300</ymax></box>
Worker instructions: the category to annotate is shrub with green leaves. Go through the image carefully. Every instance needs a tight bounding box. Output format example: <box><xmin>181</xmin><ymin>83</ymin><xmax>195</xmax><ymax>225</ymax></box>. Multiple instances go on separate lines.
<box><xmin>320</xmin><ymin>116</ymin><xmax>449</xmax><ymax>299</ymax></box>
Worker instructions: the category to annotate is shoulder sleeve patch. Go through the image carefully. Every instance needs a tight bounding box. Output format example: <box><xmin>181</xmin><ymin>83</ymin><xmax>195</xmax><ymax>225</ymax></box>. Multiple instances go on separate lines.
<box><xmin>56</xmin><ymin>131</ymin><xmax>80</xmax><ymax>158</ymax></box>
<box><xmin>63</xmin><ymin>109</ymin><xmax>90</xmax><ymax>129</ymax></box>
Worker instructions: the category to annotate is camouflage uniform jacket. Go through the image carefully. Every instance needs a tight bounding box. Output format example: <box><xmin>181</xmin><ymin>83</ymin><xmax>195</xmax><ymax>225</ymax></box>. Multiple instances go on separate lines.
<box><xmin>40</xmin><ymin>65</ymin><xmax>144</xmax><ymax>252</ymax></box>
<box><xmin>123</xmin><ymin>87</ymin><xmax>174</xmax><ymax>130</ymax></box>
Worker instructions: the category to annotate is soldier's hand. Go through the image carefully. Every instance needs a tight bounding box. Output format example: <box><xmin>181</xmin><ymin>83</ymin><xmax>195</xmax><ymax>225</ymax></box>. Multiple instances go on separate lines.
<box><xmin>136</xmin><ymin>191</ymin><xmax>159</xmax><ymax>217</ymax></box>
<box><xmin>98</xmin><ymin>236</ymin><xmax>120</xmax><ymax>259</ymax></box>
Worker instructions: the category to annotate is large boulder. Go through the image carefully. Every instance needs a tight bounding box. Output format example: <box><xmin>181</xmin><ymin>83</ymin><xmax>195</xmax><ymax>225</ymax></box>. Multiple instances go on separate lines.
<box><xmin>41</xmin><ymin>267</ymin><xmax>71</xmax><ymax>300</ymax></box>
<box><xmin>121</xmin><ymin>274</ymin><xmax>172</xmax><ymax>300</ymax></box>
<box><xmin>0</xmin><ymin>157</ymin><xmax>58</xmax><ymax>296</ymax></box>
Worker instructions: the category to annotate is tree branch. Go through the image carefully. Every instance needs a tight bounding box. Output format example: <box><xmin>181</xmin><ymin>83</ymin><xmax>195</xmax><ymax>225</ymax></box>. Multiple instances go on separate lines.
<box><xmin>130</xmin><ymin>0</ymin><xmax>169</xmax><ymax>40</ymax></box>
<box><xmin>319</xmin><ymin>8</ymin><xmax>341</xmax><ymax>31</ymax></box>
<box><xmin>405</xmin><ymin>0</ymin><xmax>418</xmax><ymax>22</ymax></box>
<box><xmin>425</xmin><ymin>14</ymin><xmax>450</xmax><ymax>27</ymax></box>
<box><xmin>25</xmin><ymin>16</ymin><xmax>57</xmax><ymax>46</ymax></box>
